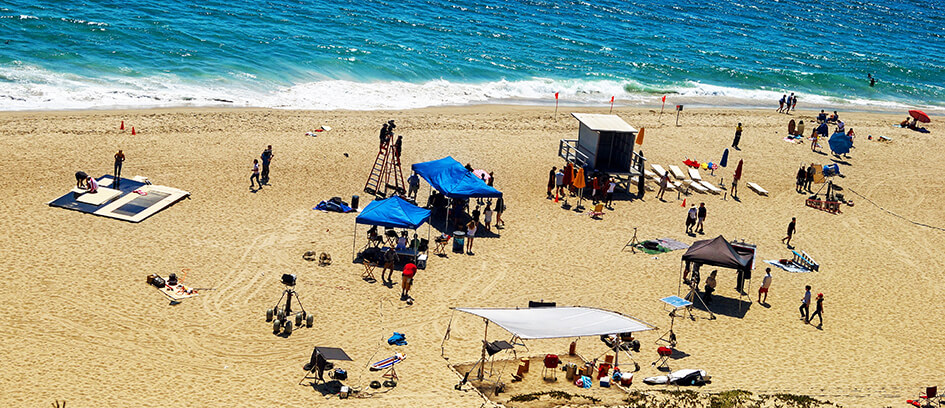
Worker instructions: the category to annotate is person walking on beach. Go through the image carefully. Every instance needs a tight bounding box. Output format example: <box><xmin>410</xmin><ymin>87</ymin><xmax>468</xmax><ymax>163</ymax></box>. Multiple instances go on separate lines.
<box><xmin>114</xmin><ymin>149</ymin><xmax>125</xmax><ymax>181</ymax></box>
<box><xmin>547</xmin><ymin>166</ymin><xmax>556</xmax><ymax>198</ymax></box>
<box><xmin>800</xmin><ymin>285</ymin><xmax>812</xmax><ymax>323</ymax></box>
<box><xmin>401</xmin><ymin>262</ymin><xmax>417</xmax><ymax>301</ymax></box>
<box><xmin>785</xmin><ymin>93</ymin><xmax>794</xmax><ymax>113</ymax></box>
<box><xmin>777</xmin><ymin>94</ymin><xmax>786</xmax><ymax>113</ymax></box>
<box><xmin>782</xmin><ymin>217</ymin><xmax>797</xmax><ymax>247</ymax></box>
<box><xmin>791</xmin><ymin>94</ymin><xmax>798</xmax><ymax>111</ymax></box>
<box><xmin>483</xmin><ymin>202</ymin><xmax>493</xmax><ymax>231</ymax></box>
<box><xmin>686</xmin><ymin>204</ymin><xmax>697</xmax><ymax>234</ymax></box>
<box><xmin>657</xmin><ymin>172</ymin><xmax>670</xmax><ymax>200</ymax></box>
<box><xmin>795</xmin><ymin>165</ymin><xmax>806</xmax><ymax>193</ymax></box>
<box><xmin>809</xmin><ymin>293</ymin><xmax>824</xmax><ymax>327</ymax></box>
<box><xmin>250</xmin><ymin>159</ymin><xmax>261</xmax><ymax>189</ymax></box>
<box><xmin>260</xmin><ymin>145</ymin><xmax>273</xmax><ymax>181</ymax></box>
<box><xmin>732</xmin><ymin>123</ymin><xmax>742</xmax><ymax>149</ymax></box>
<box><xmin>696</xmin><ymin>203</ymin><xmax>707</xmax><ymax>234</ymax></box>
<box><xmin>407</xmin><ymin>172</ymin><xmax>420</xmax><ymax>199</ymax></box>
<box><xmin>759</xmin><ymin>268</ymin><xmax>772</xmax><ymax>304</ymax></box>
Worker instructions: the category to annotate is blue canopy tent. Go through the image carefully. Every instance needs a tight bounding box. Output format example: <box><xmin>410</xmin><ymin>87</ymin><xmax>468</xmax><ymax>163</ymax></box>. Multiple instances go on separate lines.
<box><xmin>828</xmin><ymin>132</ymin><xmax>853</xmax><ymax>156</ymax></box>
<box><xmin>411</xmin><ymin>157</ymin><xmax>502</xmax><ymax>199</ymax></box>
<box><xmin>352</xmin><ymin>196</ymin><xmax>432</xmax><ymax>263</ymax></box>
<box><xmin>411</xmin><ymin>157</ymin><xmax>502</xmax><ymax>231</ymax></box>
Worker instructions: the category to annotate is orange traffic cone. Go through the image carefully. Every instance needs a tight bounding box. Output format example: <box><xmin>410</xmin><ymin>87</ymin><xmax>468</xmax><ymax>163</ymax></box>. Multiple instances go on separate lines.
<box><xmin>120</xmin><ymin>120</ymin><xmax>124</xmax><ymax>130</ymax></box>
<box><xmin>131</xmin><ymin>126</ymin><xmax>136</xmax><ymax>135</ymax></box>
<box><xmin>681</xmin><ymin>198</ymin><xmax>686</xmax><ymax>207</ymax></box>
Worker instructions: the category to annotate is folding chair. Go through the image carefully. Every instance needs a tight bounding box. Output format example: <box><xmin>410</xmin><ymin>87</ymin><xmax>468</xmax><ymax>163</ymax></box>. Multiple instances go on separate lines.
<box><xmin>433</xmin><ymin>236</ymin><xmax>450</xmax><ymax>254</ymax></box>
<box><xmin>361</xmin><ymin>259</ymin><xmax>377</xmax><ymax>283</ymax></box>
<box><xmin>589</xmin><ymin>203</ymin><xmax>605</xmax><ymax>219</ymax></box>
<box><xmin>908</xmin><ymin>386</ymin><xmax>940</xmax><ymax>407</ymax></box>
<box><xmin>651</xmin><ymin>346</ymin><xmax>673</xmax><ymax>369</ymax></box>
<box><xmin>541</xmin><ymin>354</ymin><xmax>560</xmax><ymax>381</ymax></box>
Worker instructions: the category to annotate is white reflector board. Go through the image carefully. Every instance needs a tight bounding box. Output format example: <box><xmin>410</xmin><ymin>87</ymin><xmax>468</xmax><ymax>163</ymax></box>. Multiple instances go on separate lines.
<box><xmin>455</xmin><ymin>306</ymin><xmax>654</xmax><ymax>339</ymax></box>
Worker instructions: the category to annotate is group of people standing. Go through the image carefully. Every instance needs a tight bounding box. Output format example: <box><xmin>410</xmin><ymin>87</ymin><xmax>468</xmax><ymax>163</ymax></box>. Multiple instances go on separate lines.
<box><xmin>684</xmin><ymin>203</ymin><xmax>707</xmax><ymax>235</ymax></box>
<box><xmin>547</xmin><ymin>165</ymin><xmax>616</xmax><ymax>207</ymax></box>
<box><xmin>794</xmin><ymin>164</ymin><xmax>817</xmax><ymax>193</ymax></box>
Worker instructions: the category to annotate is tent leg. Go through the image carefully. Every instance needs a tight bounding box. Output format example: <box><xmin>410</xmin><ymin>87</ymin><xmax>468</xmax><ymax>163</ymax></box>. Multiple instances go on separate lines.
<box><xmin>352</xmin><ymin>222</ymin><xmax>358</xmax><ymax>263</ymax></box>
<box><xmin>478</xmin><ymin>319</ymin><xmax>489</xmax><ymax>381</ymax></box>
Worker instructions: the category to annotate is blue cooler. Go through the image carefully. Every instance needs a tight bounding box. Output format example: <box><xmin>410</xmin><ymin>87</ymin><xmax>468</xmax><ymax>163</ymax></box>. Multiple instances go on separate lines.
<box><xmin>452</xmin><ymin>231</ymin><xmax>465</xmax><ymax>253</ymax></box>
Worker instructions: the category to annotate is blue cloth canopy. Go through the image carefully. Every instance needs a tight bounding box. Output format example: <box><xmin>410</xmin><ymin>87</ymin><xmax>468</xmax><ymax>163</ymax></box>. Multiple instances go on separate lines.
<box><xmin>356</xmin><ymin>196</ymin><xmax>431</xmax><ymax>229</ymax></box>
<box><xmin>411</xmin><ymin>156</ymin><xmax>502</xmax><ymax>199</ymax></box>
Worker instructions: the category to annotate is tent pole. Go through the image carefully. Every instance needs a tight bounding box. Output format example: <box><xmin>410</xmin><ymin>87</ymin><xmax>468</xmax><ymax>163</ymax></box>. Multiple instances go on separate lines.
<box><xmin>478</xmin><ymin>319</ymin><xmax>489</xmax><ymax>380</ymax></box>
<box><xmin>352</xmin><ymin>222</ymin><xmax>358</xmax><ymax>263</ymax></box>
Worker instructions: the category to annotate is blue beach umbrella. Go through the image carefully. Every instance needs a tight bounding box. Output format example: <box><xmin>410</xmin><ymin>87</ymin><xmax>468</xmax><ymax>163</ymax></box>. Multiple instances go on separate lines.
<box><xmin>720</xmin><ymin>148</ymin><xmax>729</xmax><ymax>168</ymax></box>
<box><xmin>828</xmin><ymin>132</ymin><xmax>853</xmax><ymax>155</ymax></box>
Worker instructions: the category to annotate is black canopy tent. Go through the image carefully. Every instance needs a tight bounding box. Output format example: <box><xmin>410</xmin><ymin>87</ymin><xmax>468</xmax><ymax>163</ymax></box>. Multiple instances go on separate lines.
<box><xmin>300</xmin><ymin>346</ymin><xmax>353</xmax><ymax>385</ymax></box>
<box><xmin>678</xmin><ymin>235</ymin><xmax>755</xmax><ymax>313</ymax></box>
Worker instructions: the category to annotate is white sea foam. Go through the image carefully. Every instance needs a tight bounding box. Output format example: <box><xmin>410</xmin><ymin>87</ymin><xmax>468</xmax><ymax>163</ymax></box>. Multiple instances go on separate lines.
<box><xmin>0</xmin><ymin>64</ymin><xmax>939</xmax><ymax>113</ymax></box>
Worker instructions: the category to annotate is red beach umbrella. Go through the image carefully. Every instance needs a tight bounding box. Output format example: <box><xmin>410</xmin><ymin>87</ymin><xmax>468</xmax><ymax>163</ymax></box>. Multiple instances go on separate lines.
<box><xmin>734</xmin><ymin>159</ymin><xmax>743</xmax><ymax>180</ymax></box>
<box><xmin>909</xmin><ymin>109</ymin><xmax>931</xmax><ymax>123</ymax></box>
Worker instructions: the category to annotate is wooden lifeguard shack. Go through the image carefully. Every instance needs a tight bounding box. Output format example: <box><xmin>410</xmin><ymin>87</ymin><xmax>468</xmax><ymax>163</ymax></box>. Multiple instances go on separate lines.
<box><xmin>558</xmin><ymin>113</ymin><xmax>643</xmax><ymax>190</ymax></box>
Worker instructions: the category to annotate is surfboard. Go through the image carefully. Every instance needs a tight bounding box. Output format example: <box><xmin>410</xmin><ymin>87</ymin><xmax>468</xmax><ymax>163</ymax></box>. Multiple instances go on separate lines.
<box><xmin>788</xmin><ymin>119</ymin><xmax>796</xmax><ymax>135</ymax></box>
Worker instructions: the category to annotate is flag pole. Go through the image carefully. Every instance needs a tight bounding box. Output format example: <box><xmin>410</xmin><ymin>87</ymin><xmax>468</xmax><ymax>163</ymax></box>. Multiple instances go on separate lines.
<box><xmin>659</xmin><ymin>95</ymin><xmax>666</xmax><ymax>121</ymax></box>
<box><xmin>554</xmin><ymin>92</ymin><xmax>559</xmax><ymax>121</ymax></box>
<box><xmin>609</xmin><ymin>96</ymin><xmax>614</xmax><ymax>113</ymax></box>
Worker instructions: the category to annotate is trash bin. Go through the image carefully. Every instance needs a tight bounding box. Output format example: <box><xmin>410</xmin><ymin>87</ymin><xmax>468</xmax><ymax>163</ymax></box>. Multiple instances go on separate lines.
<box><xmin>452</xmin><ymin>231</ymin><xmax>465</xmax><ymax>253</ymax></box>
<box><xmin>351</xmin><ymin>195</ymin><xmax>360</xmax><ymax>210</ymax></box>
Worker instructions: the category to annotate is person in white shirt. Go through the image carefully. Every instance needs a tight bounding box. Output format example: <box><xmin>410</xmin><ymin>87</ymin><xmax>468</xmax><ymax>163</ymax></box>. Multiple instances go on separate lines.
<box><xmin>605</xmin><ymin>180</ymin><xmax>616</xmax><ymax>207</ymax></box>
<box><xmin>799</xmin><ymin>285</ymin><xmax>812</xmax><ymax>323</ymax></box>
<box><xmin>759</xmin><ymin>268</ymin><xmax>772</xmax><ymax>304</ymax></box>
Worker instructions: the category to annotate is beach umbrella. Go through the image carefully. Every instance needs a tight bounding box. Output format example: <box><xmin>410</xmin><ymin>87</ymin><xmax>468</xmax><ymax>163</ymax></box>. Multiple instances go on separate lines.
<box><xmin>573</xmin><ymin>168</ymin><xmax>586</xmax><ymax>189</ymax></box>
<box><xmin>473</xmin><ymin>169</ymin><xmax>491</xmax><ymax>182</ymax></box>
<box><xmin>828</xmin><ymin>132</ymin><xmax>853</xmax><ymax>155</ymax></box>
<box><xmin>720</xmin><ymin>148</ymin><xmax>729</xmax><ymax>168</ymax></box>
<box><xmin>909</xmin><ymin>109</ymin><xmax>931</xmax><ymax>123</ymax></box>
<box><xmin>734</xmin><ymin>159</ymin><xmax>743</xmax><ymax>180</ymax></box>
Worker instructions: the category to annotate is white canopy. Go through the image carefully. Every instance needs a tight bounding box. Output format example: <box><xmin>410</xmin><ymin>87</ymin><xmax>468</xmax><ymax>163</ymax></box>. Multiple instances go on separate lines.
<box><xmin>455</xmin><ymin>307</ymin><xmax>654</xmax><ymax>339</ymax></box>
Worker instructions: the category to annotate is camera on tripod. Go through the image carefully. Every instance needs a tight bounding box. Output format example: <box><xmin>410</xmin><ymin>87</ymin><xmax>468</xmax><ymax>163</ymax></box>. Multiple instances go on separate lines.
<box><xmin>266</xmin><ymin>274</ymin><xmax>313</xmax><ymax>335</ymax></box>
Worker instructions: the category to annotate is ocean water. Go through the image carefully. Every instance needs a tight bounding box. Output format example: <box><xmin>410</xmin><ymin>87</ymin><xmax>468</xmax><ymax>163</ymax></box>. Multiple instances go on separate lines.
<box><xmin>1</xmin><ymin>0</ymin><xmax>943</xmax><ymax>112</ymax></box>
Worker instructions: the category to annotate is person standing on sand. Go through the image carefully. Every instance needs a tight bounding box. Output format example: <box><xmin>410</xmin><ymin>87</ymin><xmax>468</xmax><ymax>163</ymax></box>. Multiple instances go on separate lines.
<box><xmin>686</xmin><ymin>204</ymin><xmax>697</xmax><ymax>234</ymax></box>
<box><xmin>791</xmin><ymin>94</ymin><xmax>798</xmax><ymax>111</ymax></box>
<box><xmin>759</xmin><ymin>268</ymin><xmax>772</xmax><ymax>304</ymax></box>
<box><xmin>114</xmin><ymin>149</ymin><xmax>125</xmax><ymax>180</ymax></box>
<box><xmin>795</xmin><ymin>166</ymin><xmax>806</xmax><ymax>193</ymax></box>
<box><xmin>732</xmin><ymin>123</ymin><xmax>742</xmax><ymax>149</ymax></box>
<box><xmin>555</xmin><ymin>168</ymin><xmax>565</xmax><ymax>197</ymax></box>
<box><xmin>782</xmin><ymin>217</ymin><xmax>797</xmax><ymax>246</ymax></box>
<box><xmin>407</xmin><ymin>172</ymin><xmax>420</xmax><ymax>199</ymax></box>
<box><xmin>777</xmin><ymin>95</ymin><xmax>786</xmax><ymax>113</ymax></box>
<box><xmin>250</xmin><ymin>159</ymin><xmax>261</xmax><ymax>189</ymax></box>
<box><xmin>547</xmin><ymin>166</ymin><xmax>556</xmax><ymax>198</ymax></box>
<box><xmin>381</xmin><ymin>249</ymin><xmax>398</xmax><ymax>285</ymax></box>
<box><xmin>696</xmin><ymin>203</ymin><xmax>707</xmax><ymax>234</ymax></box>
<box><xmin>483</xmin><ymin>203</ymin><xmax>493</xmax><ymax>231</ymax></box>
<box><xmin>495</xmin><ymin>195</ymin><xmax>505</xmax><ymax>227</ymax></box>
<box><xmin>465</xmin><ymin>219</ymin><xmax>477</xmax><ymax>254</ymax></box>
<box><xmin>401</xmin><ymin>262</ymin><xmax>417</xmax><ymax>301</ymax></box>
<box><xmin>805</xmin><ymin>164</ymin><xmax>815</xmax><ymax>192</ymax></box>
<box><xmin>605</xmin><ymin>179</ymin><xmax>616</xmax><ymax>207</ymax></box>
<box><xmin>809</xmin><ymin>293</ymin><xmax>824</xmax><ymax>327</ymax></box>
<box><xmin>260</xmin><ymin>145</ymin><xmax>273</xmax><ymax>181</ymax></box>
<box><xmin>800</xmin><ymin>285</ymin><xmax>812</xmax><ymax>323</ymax></box>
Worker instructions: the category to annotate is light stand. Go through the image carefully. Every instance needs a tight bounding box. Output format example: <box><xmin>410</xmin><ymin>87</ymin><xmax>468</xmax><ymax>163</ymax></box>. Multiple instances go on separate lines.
<box><xmin>623</xmin><ymin>228</ymin><xmax>641</xmax><ymax>253</ymax></box>
<box><xmin>266</xmin><ymin>274</ymin><xmax>314</xmax><ymax>334</ymax></box>
<box><xmin>684</xmin><ymin>280</ymin><xmax>716</xmax><ymax>320</ymax></box>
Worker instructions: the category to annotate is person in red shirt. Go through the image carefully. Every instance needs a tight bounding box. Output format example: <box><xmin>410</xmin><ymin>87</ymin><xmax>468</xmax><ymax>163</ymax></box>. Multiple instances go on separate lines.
<box><xmin>401</xmin><ymin>262</ymin><xmax>417</xmax><ymax>301</ymax></box>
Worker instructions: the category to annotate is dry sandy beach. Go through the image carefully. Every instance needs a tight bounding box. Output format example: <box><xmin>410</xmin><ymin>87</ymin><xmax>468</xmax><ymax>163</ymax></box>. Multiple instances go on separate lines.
<box><xmin>0</xmin><ymin>105</ymin><xmax>942</xmax><ymax>407</ymax></box>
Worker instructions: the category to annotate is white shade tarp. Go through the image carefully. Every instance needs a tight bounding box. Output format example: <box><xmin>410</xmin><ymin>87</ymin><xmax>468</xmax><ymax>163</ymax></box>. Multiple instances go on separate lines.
<box><xmin>455</xmin><ymin>307</ymin><xmax>654</xmax><ymax>339</ymax></box>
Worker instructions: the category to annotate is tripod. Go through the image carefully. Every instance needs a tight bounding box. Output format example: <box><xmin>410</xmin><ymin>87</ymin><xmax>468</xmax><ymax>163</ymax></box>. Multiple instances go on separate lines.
<box><xmin>623</xmin><ymin>228</ymin><xmax>641</xmax><ymax>253</ymax></box>
<box><xmin>267</xmin><ymin>285</ymin><xmax>314</xmax><ymax>333</ymax></box>
<box><xmin>684</xmin><ymin>282</ymin><xmax>716</xmax><ymax>320</ymax></box>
